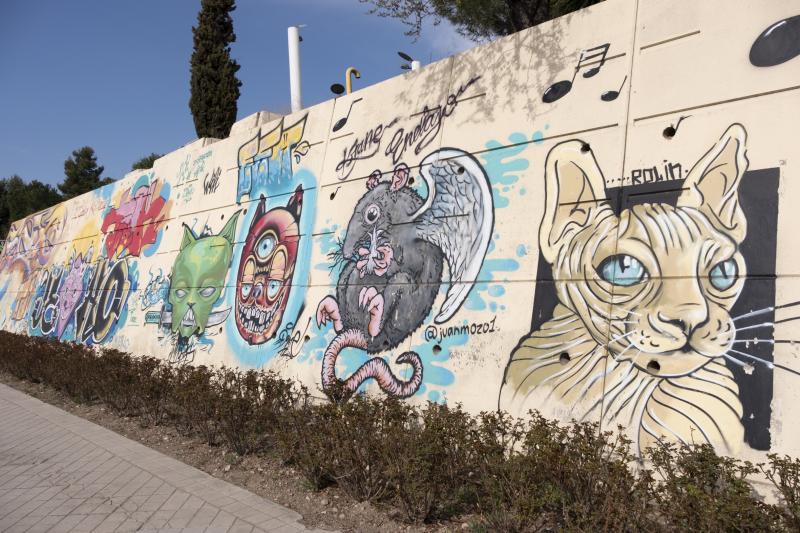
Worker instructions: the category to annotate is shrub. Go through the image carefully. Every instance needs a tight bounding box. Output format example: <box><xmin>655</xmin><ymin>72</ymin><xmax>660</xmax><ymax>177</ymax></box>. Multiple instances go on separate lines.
<box><xmin>93</xmin><ymin>348</ymin><xmax>140</xmax><ymax>416</ymax></box>
<box><xmin>763</xmin><ymin>454</ymin><xmax>800</xmax><ymax>530</ymax></box>
<box><xmin>383</xmin><ymin>402</ymin><xmax>479</xmax><ymax>522</ymax></box>
<box><xmin>313</xmin><ymin>395</ymin><xmax>409</xmax><ymax>503</ymax></box>
<box><xmin>475</xmin><ymin>412</ymin><xmax>656</xmax><ymax>532</ymax></box>
<box><xmin>172</xmin><ymin>364</ymin><xmax>220</xmax><ymax>444</ymax></box>
<box><xmin>133</xmin><ymin>356</ymin><xmax>176</xmax><ymax>426</ymax></box>
<box><xmin>215</xmin><ymin>368</ymin><xmax>297</xmax><ymax>455</ymax></box>
<box><xmin>2</xmin><ymin>330</ymin><xmax>800</xmax><ymax>530</ymax></box>
<box><xmin>277</xmin><ymin>397</ymin><xmax>337</xmax><ymax>490</ymax></box>
<box><xmin>649</xmin><ymin>442</ymin><xmax>781</xmax><ymax>532</ymax></box>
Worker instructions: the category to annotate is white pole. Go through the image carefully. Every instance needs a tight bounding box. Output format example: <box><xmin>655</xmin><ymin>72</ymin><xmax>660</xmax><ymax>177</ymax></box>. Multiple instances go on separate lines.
<box><xmin>411</xmin><ymin>60</ymin><xmax>421</xmax><ymax>71</ymax></box>
<box><xmin>288</xmin><ymin>26</ymin><xmax>302</xmax><ymax>112</ymax></box>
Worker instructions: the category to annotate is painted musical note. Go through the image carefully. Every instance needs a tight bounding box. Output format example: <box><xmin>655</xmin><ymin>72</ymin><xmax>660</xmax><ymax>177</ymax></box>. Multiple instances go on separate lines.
<box><xmin>601</xmin><ymin>75</ymin><xmax>627</xmax><ymax>101</ymax></box>
<box><xmin>329</xmin><ymin>186</ymin><xmax>341</xmax><ymax>200</ymax></box>
<box><xmin>332</xmin><ymin>98</ymin><xmax>364</xmax><ymax>133</ymax></box>
<box><xmin>542</xmin><ymin>43</ymin><xmax>610</xmax><ymax>104</ymax></box>
<box><xmin>750</xmin><ymin>15</ymin><xmax>800</xmax><ymax>67</ymax></box>
<box><xmin>663</xmin><ymin>115</ymin><xmax>689</xmax><ymax>139</ymax></box>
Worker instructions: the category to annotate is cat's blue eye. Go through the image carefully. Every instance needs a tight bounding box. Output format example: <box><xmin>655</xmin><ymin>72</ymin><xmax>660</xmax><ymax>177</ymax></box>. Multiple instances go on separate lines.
<box><xmin>709</xmin><ymin>259</ymin><xmax>738</xmax><ymax>291</ymax></box>
<box><xmin>598</xmin><ymin>255</ymin><xmax>647</xmax><ymax>286</ymax></box>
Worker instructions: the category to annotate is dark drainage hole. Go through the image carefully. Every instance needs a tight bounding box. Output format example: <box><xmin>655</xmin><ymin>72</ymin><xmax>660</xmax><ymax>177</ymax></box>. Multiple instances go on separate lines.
<box><xmin>580</xmin><ymin>143</ymin><xmax>591</xmax><ymax>153</ymax></box>
<box><xmin>559</xmin><ymin>352</ymin><xmax>571</xmax><ymax>365</ymax></box>
<box><xmin>663</xmin><ymin>126</ymin><xmax>677</xmax><ymax>139</ymax></box>
<box><xmin>408</xmin><ymin>176</ymin><xmax>415</xmax><ymax>185</ymax></box>
<box><xmin>647</xmin><ymin>360</ymin><xmax>661</xmax><ymax>373</ymax></box>
<box><xmin>433</xmin><ymin>344</ymin><xmax>442</xmax><ymax>355</ymax></box>
<box><xmin>304</xmin><ymin>335</ymin><xmax>310</xmax><ymax>343</ymax></box>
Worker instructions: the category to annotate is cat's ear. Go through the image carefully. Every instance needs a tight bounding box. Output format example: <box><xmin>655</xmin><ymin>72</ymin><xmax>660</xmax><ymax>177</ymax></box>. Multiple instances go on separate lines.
<box><xmin>180</xmin><ymin>224</ymin><xmax>197</xmax><ymax>251</ymax></box>
<box><xmin>678</xmin><ymin>124</ymin><xmax>748</xmax><ymax>243</ymax></box>
<box><xmin>540</xmin><ymin>140</ymin><xmax>610</xmax><ymax>263</ymax></box>
<box><xmin>219</xmin><ymin>210</ymin><xmax>241</xmax><ymax>245</ymax></box>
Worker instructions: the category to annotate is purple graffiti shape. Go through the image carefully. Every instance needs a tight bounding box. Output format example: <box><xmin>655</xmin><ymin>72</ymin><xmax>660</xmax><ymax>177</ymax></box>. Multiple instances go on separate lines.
<box><xmin>55</xmin><ymin>250</ymin><xmax>90</xmax><ymax>338</ymax></box>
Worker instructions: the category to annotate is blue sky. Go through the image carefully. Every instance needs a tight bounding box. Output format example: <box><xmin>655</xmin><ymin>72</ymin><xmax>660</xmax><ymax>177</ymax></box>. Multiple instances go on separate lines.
<box><xmin>0</xmin><ymin>0</ymin><xmax>473</xmax><ymax>187</ymax></box>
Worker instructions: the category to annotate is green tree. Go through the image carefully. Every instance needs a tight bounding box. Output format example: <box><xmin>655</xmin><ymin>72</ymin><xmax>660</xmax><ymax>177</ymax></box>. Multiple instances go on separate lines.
<box><xmin>131</xmin><ymin>152</ymin><xmax>163</xmax><ymax>171</ymax></box>
<box><xmin>59</xmin><ymin>146</ymin><xmax>114</xmax><ymax>200</ymax></box>
<box><xmin>360</xmin><ymin>0</ymin><xmax>601</xmax><ymax>41</ymax></box>
<box><xmin>0</xmin><ymin>175</ymin><xmax>62</xmax><ymax>238</ymax></box>
<box><xmin>189</xmin><ymin>0</ymin><xmax>241</xmax><ymax>139</ymax></box>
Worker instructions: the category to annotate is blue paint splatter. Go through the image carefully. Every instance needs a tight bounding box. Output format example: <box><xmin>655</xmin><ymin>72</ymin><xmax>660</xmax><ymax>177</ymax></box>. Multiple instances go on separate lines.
<box><xmin>481</xmin><ymin>135</ymin><xmax>529</xmax><ymax>209</ymax></box>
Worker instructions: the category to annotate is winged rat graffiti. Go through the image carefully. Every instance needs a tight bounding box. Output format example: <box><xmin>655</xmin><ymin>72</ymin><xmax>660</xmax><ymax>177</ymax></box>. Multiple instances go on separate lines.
<box><xmin>316</xmin><ymin>148</ymin><xmax>494</xmax><ymax>399</ymax></box>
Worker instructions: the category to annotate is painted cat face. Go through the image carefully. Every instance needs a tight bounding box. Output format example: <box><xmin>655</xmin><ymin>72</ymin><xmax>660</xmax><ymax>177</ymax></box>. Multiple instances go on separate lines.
<box><xmin>236</xmin><ymin>187</ymin><xmax>302</xmax><ymax>344</ymax></box>
<box><xmin>169</xmin><ymin>213</ymin><xmax>239</xmax><ymax>339</ymax></box>
<box><xmin>540</xmin><ymin>124</ymin><xmax>748</xmax><ymax>378</ymax></box>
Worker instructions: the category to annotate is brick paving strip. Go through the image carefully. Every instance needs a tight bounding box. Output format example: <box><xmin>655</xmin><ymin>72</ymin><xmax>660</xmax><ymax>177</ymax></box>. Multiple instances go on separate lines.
<box><xmin>0</xmin><ymin>384</ymin><xmax>335</xmax><ymax>533</ymax></box>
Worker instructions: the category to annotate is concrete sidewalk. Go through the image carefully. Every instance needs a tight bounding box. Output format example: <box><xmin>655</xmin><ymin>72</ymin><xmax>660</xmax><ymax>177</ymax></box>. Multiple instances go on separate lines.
<box><xmin>0</xmin><ymin>383</ymin><xmax>331</xmax><ymax>533</ymax></box>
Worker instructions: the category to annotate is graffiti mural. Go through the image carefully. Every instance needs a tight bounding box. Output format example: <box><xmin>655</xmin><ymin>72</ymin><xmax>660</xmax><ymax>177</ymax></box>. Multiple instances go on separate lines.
<box><xmin>101</xmin><ymin>174</ymin><xmax>170</xmax><ymax>258</ymax></box>
<box><xmin>1</xmin><ymin>0</ymin><xmax>799</xmax><ymax>461</ymax></box>
<box><xmin>236</xmin><ymin>116</ymin><xmax>310</xmax><ymax>203</ymax></box>
<box><xmin>0</xmin><ymin>206</ymin><xmax>67</xmax><ymax>324</ymax></box>
<box><xmin>236</xmin><ymin>188</ymin><xmax>303</xmax><ymax>345</ymax></box>
<box><xmin>150</xmin><ymin>213</ymin><xmax>240</xmax><ymax>364</ymax></box>
<box><xmin>316</xmin><ymin>149</ymin><xmax>494</xmax><ymax>399</ymax></box>
<box><xmin>498</xmin><ymin>124</ymin><xmax>786</xmax><ymax>455</ymax></box>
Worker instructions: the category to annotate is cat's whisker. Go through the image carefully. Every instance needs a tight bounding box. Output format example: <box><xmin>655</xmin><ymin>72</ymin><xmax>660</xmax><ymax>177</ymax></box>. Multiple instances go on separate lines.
<box><xmin>591</xmin><ymin>316</ymin><xmax>635</xmax><ymax>325</ymax></box>
<box><xmin>722</xmin><ymin>353</ymin><xmax>753</xmax><ymax>369</ymax></box>
<box><xmin>733</xmin><ymin>307</ymin><xmax>774</xmax><ymax>321</ymax></box>
<box><xmin>734</xmin><ymin>322</ymin><xmax>774</xmax><ymax>333</ymax></box>
<box><xmin>732</xmin><ymin>339</ymin><xmax>774</xmax><ymax>344</ymax></box>
<box><xmin>607</xmin><ymin>330</ymin><xmax>635</xmax><ymax>346</ymax></box>
<box><xmin>728</xmin><ymin>349</ymin><xmax>800</xmax><ymax>378</ymax></box>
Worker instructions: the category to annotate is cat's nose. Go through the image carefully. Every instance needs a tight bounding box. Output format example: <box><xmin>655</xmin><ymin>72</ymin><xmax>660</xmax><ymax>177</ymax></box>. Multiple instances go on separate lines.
<box><xmin>656</xmin><ymin>306</ymin><xmax>707</xmax><ymax>338</ymax></box>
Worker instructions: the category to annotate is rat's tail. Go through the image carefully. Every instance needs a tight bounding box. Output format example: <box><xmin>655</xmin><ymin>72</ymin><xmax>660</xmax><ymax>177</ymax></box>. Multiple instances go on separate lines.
<box><xmin>321</xmin><ymin>328</ymin><xmax>423</xmax><ymax>401</ymax></box>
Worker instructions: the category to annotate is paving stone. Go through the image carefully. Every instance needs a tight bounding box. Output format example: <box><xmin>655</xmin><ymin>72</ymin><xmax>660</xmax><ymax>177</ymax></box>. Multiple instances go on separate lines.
<box><xmin>0</xmin><ymin>383</ymin><xmax>332</xmax><ymax>532</ymax></box>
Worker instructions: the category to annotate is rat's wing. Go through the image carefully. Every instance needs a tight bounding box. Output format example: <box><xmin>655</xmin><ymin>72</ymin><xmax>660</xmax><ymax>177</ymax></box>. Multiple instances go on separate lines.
<box><xmin>414</xmin><ymin>148</ymin><xmax>494</xmax><ymax>324</ymax></box>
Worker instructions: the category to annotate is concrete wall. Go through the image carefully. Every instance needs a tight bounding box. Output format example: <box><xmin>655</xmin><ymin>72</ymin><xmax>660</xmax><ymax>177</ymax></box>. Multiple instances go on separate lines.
<box><xmin>2</xmin><ymin>0</ymin><xmax>799</xmax><ymax>460</ymax></box>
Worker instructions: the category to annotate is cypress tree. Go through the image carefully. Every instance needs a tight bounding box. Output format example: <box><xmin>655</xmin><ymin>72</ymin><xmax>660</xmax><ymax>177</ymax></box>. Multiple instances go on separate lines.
<box><xmin>189</xmin><ymin>0</ymin><xmax>242</xmax><ymax>139</ymax></box>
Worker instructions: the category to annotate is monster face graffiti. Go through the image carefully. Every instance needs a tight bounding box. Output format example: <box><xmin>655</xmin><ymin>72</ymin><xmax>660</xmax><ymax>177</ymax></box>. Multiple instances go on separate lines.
<box><xmin>162</xmin><ymin>212</ymin><xmax>240</xmax><ymax>358</ymax></box>
<box><xmin>316</xmin><ymin>149</ymin><xmax>494</xmax><ymax>400</ymax></box>
<box><xmin>236</xmin><ymin>187</ymin><xmax>303</xmax><ymax>345</ymax></box>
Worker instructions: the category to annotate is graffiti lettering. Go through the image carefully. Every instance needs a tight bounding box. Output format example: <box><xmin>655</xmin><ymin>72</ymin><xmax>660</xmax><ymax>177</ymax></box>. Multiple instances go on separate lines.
<box><xmin>424</xmin><ymin>316</ymin><xmax>497</xmax><ymax>342</ymax></box>
<box><xmin>628</xmin><ymin>161</ymin><xmax>683</xmax><ymax>185</ymax></box>
<box><xmin>203</xmin><ymin>166</ymin><xmax>221</xmax><ymax>195</ymax></box>
<box><xmin>74</xmin><ymin>259</ymin><xmax>131</xmax><ymax>344</ymax></box>
<box><xmin>101</xmin><ymin>177</ymin><xmax>169</xmax><ymax>258</ymax></box>
<box><xmin>384</xmin><ymin>77</ymin><xmax>481</xmax><ymax>166</ymax></box>
<box><xmin>29</xmin><ymin>268</ymin><xmax>62</xmax><ymax>335</ymax></box>
<box><xmin>237</xmin><ymin>116</ymin><xmax>309</xmax><ymax>202</ymax></box>
<box><xmin>334</xmin><ymin>119</ymin><xmax>398</xmax><ymax>181</ymax></box>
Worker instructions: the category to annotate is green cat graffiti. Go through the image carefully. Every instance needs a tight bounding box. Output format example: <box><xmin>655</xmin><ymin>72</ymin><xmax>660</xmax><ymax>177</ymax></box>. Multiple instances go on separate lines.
<box><xmin>163</xmin><ymin>212</ymin><xmax>240</xmax><ymax>343</ymax></box>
